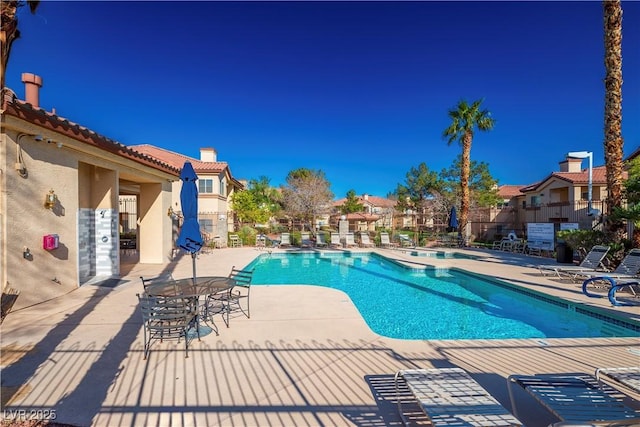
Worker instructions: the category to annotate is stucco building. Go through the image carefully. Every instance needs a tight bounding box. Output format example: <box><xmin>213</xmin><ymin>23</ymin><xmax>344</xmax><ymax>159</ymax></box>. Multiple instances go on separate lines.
<box><xmin>2</xmin><ymin>73</ymin><xmax>214</xmax><ymax>310</ymax></box>
<box><xmin>131</xmin><ymin>145</ymin><xmax>244</xmax><ymax>247</ymax></box>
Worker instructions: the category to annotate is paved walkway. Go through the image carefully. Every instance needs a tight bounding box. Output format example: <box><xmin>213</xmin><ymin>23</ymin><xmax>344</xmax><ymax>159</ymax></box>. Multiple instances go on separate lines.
<box><xmin>1</xmin><ymin>246</ymin><xmax>638</xmax><ymax>426</ymax></box>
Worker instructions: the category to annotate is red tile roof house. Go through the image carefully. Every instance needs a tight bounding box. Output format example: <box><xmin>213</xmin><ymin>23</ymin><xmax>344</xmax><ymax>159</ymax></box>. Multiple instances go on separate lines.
<box><xmin>131</xmin><ymin>145</ymin><xmax>244</xmax><ymax>248</ymax></box>
<box><xmin>492</xmin><ymin>155</ymin><xmax>629</xmax><ymax>240</ymax></box>
<box><xmin>331</xmin><ymin>194</ymin><xmax>397</xmax><ymax>231</ymax></box>
<box><xmin>2</xmin><ymin>73</ymin><xmax>212</xmax><ymax>310</ymax></box>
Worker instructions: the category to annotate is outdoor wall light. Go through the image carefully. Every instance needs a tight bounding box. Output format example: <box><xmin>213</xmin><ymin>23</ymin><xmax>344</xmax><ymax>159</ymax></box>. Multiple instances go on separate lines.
<box><xmin>23</xmin><ymin>247</ymin><xmax>31</xmax><ymax>259</ymax></box>
<box><xmin>44</xmin><ymin>189</ymin><xmax>58</xmax><ymax>209</ymax></box>
<box><xmin>33</xmin><ymin>134</ymin><xmax>43</xmax><ymax>142</ymax></box>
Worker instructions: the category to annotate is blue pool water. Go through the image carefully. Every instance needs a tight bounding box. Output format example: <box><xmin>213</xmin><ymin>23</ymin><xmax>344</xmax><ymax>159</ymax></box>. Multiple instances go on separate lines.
<box><xmin>246</xmin><ymin>252</ymin><xmax>639</xmax><ymax>340</ymax></box>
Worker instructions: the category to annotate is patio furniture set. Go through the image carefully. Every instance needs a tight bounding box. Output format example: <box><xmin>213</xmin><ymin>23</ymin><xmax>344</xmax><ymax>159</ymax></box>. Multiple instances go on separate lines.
<box><xmin>136</xmin><ymin>266</ymin><xmax>253</xmax><ymax>359</ymax></box>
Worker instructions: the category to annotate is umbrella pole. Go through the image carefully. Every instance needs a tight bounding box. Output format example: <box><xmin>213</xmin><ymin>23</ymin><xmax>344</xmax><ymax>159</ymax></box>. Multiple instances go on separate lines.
<box><xmin>192</xmin><ymin>252</ymin><xmax>197</xmax><ymax>285</ymax></box>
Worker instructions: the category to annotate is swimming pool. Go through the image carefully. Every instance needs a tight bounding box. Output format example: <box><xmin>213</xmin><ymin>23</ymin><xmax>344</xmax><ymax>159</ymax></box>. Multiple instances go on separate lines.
<box><xmin>246</xmin><ymin>252</ymin><xmax>639</xmax><ymax>340</ymax></box>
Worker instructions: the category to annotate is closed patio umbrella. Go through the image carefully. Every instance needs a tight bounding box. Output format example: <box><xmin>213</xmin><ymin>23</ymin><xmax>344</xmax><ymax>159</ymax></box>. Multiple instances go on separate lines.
<box><xmin>448</xmin><ymin>206</ymin><xmax>458</xmax><ymax>232</ymax></box>
<box><xmin>176</xmin><ymin>161</ymin><xmax>203</xmax><ymax>283</ymax></box>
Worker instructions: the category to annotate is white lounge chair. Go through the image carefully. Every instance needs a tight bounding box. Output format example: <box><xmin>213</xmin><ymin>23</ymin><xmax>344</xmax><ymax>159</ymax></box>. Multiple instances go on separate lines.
<box><xmin>396</xmin><ymin>367</ymin><xmax>522</xmax><ymax>426</ymax></box>
<box><xmin>595</xmin><ymin>366</ymin><xmax>640</xmax><ymax>397</ymax></box>
<box><xmin>380</xmin><ymin>232</ymin><xmax>395</xmax><ymax>249</ymax></box>
<box><xmin>581</xmin><ymin>248</ymin><xmax>640</xmax><ymax>295</ymax></box>
<box><xmin>359</xmin><ymin>232</ymin><xmax>375</xmax><ymax>248</ymax></box>
<box><xmin>398</xmin><ymin>234</ymin><xmax>413</xmax><ymax>248</ymax></box>
<box><xmin>300</xmin><ymin>232</ymin><xmax>313</xmax><ymax>247</ymax></box>
<box><xmin>508</xmin><ymin>372</ymin><xmax>640</xmax><ymax>425</ymax></box>
<box><xmin>537</xmin><ymin>245</ymin><xmax>610</xmax><ymax>281</ymax></box>
<box><xmin>315</xmin><ymin>232</ymin><xmax>328</xmax><ymax>247</ymax></box>
<box><xmin>229</xmin><ymin>234</ymin><xmax>243</xmax><ymax>248</ymax></box>
<box><xmin>330</xmin><ymin>232</ymin><xmax>341</xmax><ymax>248</ymax></box>
<box><xmin>279</xmin><ymin>232</ymin><xmax>291</xmax><ymax>247</ymax></box>
<box><xmin>345</xmin><ymin>232</ymin><xmax>357</xmax><ymax>247</ymax></box>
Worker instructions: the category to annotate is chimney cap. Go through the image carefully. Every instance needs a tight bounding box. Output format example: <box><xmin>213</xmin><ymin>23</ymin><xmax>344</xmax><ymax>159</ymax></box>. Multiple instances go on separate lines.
<box><xmin>21</xmin><ymin>73</ymin><xmax>43</xmax><ymax>87</ymax></box>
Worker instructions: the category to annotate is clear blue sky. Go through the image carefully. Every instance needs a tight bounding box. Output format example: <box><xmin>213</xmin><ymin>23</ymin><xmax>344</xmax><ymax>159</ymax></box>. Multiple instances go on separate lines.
<box><xmin>6</xmin><ymin>1</ymin><xmax>640</xmax><ymax>198</ymax></box>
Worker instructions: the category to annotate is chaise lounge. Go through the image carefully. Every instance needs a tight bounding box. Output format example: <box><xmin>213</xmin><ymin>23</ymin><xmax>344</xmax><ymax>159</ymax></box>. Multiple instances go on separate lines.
<box><xmin>537</xmin><ymin>245</ymin><xmax>610</xmax><ymax>281</ymax></box>
<box><xmin>395</xmin><ymin>367</ymin><xmax>522</xmax><ymax>426</ymax></box>
<box><xmin>507</xmin><ymin>372</ymin><xmax>640</xmax><ymax>425</ymax></box>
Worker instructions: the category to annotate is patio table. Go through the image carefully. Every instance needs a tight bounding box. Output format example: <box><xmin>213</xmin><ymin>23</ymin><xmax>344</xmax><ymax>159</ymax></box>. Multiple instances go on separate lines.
<box><xmin>145</xmin><ymin>276</ymin><xmax>234</xmax><ymax>336</ymax></box>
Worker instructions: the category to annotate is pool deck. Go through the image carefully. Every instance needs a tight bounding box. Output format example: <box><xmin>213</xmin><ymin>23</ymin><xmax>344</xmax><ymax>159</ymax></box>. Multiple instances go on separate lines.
<box><xmin>1</xmin><ymin>246</ymin><xmax>639</xmax><ymax>426</ymax></box>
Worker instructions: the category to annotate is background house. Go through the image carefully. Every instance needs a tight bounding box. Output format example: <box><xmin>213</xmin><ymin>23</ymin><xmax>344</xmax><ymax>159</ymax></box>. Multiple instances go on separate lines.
<box><xmin>471</xmin><ymin>154</ymin><xmax>625</xmax><ymax>242</ymax></box>
<box><xmin>332</xmin><ymin>194</ymin><xmax>396</xmax><ymax>230</ymax></box>
<box><xmin>131</xmin><ymin>146</ymin><xmax>244</xmax><ymax>247</ymax></box>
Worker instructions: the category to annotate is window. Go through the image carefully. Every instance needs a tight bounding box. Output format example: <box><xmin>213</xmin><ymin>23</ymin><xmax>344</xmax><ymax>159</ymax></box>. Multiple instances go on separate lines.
<box><xmin>530</xmin><ymin>196</ymin><xmax>541</xmax><ymax>207</ymax></box>
<box><xmin>219</xmin><ymin>177</ymin><xmax>226</xmax><ymax>197</ymax></box>
<box><xmin>198</xmin><ymin>179</ymin><xmax>213</xmax><ymax>194</ymax></box>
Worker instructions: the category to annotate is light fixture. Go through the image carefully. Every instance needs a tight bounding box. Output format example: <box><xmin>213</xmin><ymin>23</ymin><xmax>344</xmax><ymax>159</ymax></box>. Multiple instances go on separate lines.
<box><xmin>567</xmin><ymin>151</ymin><xmax>598</xmax><ymax>216</ymax></box>
<box><xmin>33</xmin><ymin>134</ymin><xmax>43</xmax><ymax>142</ymax></box>
<box><xmin>44</xmin><ymin>189</ymin><xmax>58</xmax><ymax>209</ymax></box>
<box><xmin>56</xmin><ymin>141</ymin><xmax>63</xmax><ymax>148</ymax></box>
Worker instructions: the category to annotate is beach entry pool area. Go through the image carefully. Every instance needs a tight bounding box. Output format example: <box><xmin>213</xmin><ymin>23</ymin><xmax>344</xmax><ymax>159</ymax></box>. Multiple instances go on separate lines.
<box><xmin>247</xmin><ymin>252</ymin><xmax>639</xmax><ymax>340</ymax></box>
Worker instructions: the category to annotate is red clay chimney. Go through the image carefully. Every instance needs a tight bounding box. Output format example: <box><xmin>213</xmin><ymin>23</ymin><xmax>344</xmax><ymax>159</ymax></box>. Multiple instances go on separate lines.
<box><xmin>21</xmin><ymin>72</ymin><xmax>42</xmax><ymax>108</ymax></box>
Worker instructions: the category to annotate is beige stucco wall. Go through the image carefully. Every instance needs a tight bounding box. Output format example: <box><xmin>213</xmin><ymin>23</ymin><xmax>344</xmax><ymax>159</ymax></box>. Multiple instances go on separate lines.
<box><xmin>2</xmin><ymin>116</ymin><xmax>177</xmax><ymax>310</ymax></box>
<box><xmin>2</xmin><ymin>125</ymin><xmax>81</xmax><ymax>309</ymax></box>
<box><xmin>170</xmin><ymin>170</ymin><xmax>237</xmax><ymax>233</ymax></box>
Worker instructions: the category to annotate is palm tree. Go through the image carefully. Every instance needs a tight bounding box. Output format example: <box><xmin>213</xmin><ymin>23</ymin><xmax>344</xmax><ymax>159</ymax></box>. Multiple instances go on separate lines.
<box><xmin>603</xmin><ymin>0</ymin><xmax>625</xmax><ymax>237</ymax></box>
<box><xmin>1</xmin><ymin>0</ymin><xmax>40</xmax><ymax>92</ymax></box>
<box><xmin>442</xmin><ymin>99</ymin><xmax>495</xmax><ymax>241</ymax></box>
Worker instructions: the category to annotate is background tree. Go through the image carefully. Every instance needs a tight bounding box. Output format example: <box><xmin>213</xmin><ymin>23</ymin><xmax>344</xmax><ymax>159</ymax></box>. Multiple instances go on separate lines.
<box><xmin>394</xmin><ymin>163</ymin><xmax>444</xmax><ymax>230</ymax></box>
<box><xmin>442</xmin><ymin>99</ymin><xmax>495</xmax><ymax>239</ymax></box>
<box><xmin>1</xmin><ymin>1</ymin><xmax>40</xmax><ymax>91</ymax></box>
<box><xmin>439</xmin><ymin>155</ymin><xmax>501</xmax><ymax>209</ymax></box>
<box><xmin>603</xmin><ymin>0</ymin><xmax>625</xmax><ymax>237</ymax></box>
<box><xmin>247</xmin><ymin>176</ymin><xmax>282</xmax><ymax>217</ymax></box>
<box><xmin>230</xmin><ymin>190</ymin><xmax>266</xmax><ymax>226</ymax></box>
<box><xmin>281</xmin><ymin>168</ymin><xmax>334</xmax><ymax>230</ymax></box>
<box><xmin>612</xmin><ymin>156</ymin><xmax>640</xmax><ymax>246</ymax></box>
<box><xmin>231</xmin><ymin>176</ymin><xmax>282</xmax><ymax>227</ymax></box>
<box><xmin>340</xmin><ymin>189</ymin><xmax>364</xmax><ymax>214</ymax></box>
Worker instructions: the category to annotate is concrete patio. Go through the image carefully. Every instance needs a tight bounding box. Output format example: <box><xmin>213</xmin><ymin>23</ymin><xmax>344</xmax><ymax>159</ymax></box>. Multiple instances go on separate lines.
<box><xmin>1</xmin><ymin>246</ymin><xmax>639</xmax><ymax>426</ymax></box>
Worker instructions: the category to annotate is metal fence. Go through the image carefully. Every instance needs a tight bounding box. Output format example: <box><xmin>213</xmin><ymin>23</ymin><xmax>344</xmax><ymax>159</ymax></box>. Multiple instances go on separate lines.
<box><xmin>469</xmin><ymin>200</ymin><xmax>612</xmax><ymax>242</ymax></box>
<box><xmin>119</xmin><ymin>196</ymin><xmax>138</xmax><ymax>234</ymax></box>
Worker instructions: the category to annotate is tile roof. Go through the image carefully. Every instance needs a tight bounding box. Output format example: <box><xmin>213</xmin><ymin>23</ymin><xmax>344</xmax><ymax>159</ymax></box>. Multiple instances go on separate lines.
<box><xmin>130</xmin><ymin>144</ymin><xmax>228</xmax><ymax>174</ymax></box>
<box><xmin>519</xmin><ymin>165</ymin><xmax>626</xmax><ymax>192</ymax></box>
<box><xmin>498</xmin><ymin>185</ymin><xmax>526</xmax><ymax>198</ymax></box>
<box><xmin>332</xmin><ymin>212</ymin><xmax>380</xmax><ymax>221</ymax></box>
<box><xmin>2</xmin><ymin>96</ymin><xmax>180</xmax><ymax>176</ymax></box>
<box><xmin>333</xmin><ymin>195</ymin><xmax>396</xmax><ymax>207</ymax></box>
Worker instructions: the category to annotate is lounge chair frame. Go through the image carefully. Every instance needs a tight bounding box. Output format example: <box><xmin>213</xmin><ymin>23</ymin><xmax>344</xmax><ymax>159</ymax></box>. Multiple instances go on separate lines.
<box><xmin>537</xmin><ymin>245</ymin><xmax>610</xmax><ymax>281</ymax></box>
<box><xmin>279</xmin><ymin>232</ymin><xmax>291</xmax><ymax>247</ymax></box>
<box><xmin>581</xmin><ymin>248</ymin><xmax>640</xmax><ymax>300</ymax></box>
<box><xmin>395</xmin><ymin>367</ymin><xmax>522</xmax><ymax>426</ymax></box>
<box><xmin>507</xmin><ymin>372</ymin><xmax>640</xmax><ymax>424</ymax></box>
<box><xmin>595</xmin><ymin>367</ymin><xmax>640</xmax><ymax>398</ymax></box>
<box><xmin>315</xmin><ymin>232</ymin><xmax>328</xmax><ymax>247</ymax></box>
<box><xmin>358</xmin><ymin>232</ymin><xmax>375</xmax><ymax>248</ymax></box>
